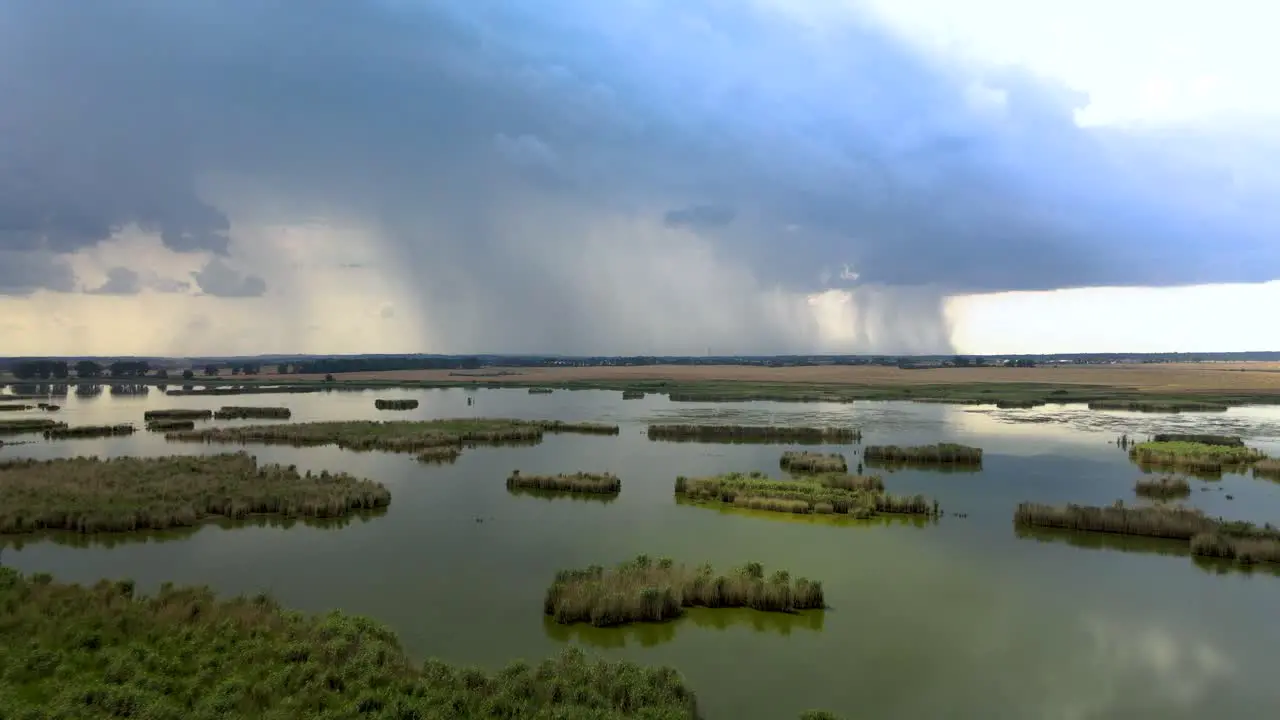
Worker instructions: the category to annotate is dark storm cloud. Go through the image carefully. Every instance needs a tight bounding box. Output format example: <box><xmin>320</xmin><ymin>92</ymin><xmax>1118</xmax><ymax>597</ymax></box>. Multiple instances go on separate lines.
<box><xmin>2</xmin><ymin>1</ymin><xmax>1277</xmax><ymax>348</ymax></box>
<box><xmin>191</xmin><ymin>259</ymin><xmax>266</xmax><ymax>299</ymax></box>
<box><xmin>0</xmin><ymin>251</ymin><xmax>75</xmax><ymax>296</ymax></box>
<box><xmin>85</xmin><ymin>267</ymin><xmax>142</xmax><ymax>296</ymax></box>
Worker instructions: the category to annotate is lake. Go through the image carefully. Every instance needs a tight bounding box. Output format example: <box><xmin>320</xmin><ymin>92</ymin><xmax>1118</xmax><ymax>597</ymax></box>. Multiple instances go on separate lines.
<box><xmin>4</xmin><ymin>386</ymin><xmax>1280</xmax><ymax>719</ymax></box>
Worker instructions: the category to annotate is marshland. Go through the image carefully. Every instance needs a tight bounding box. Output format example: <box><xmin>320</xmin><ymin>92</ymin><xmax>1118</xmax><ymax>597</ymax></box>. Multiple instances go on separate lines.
<box><xmin>544</xmin><ymin>555</ymin><xmax>825</xmax><ymax>627</ymax></box>
<box><xmin>213</xmin><ymin>405</ymin><xmax>293</xmax><ymax>419</ymax></box>
<box><xmin>779</xmin><ymin>451</ymin><xmax>847</xmax><ymax>474</ymax></box>
<box><xmin>1129</xmin><ymin>440</ymin><xmax>1268</xmax><ymax>472</ymax></box>
<box><xmin>374</xmin><ymin>398</ymin><xmax>419</xmax><ymax>410</ymax></box>
<box><xmin>863</xmin><ymin>443</ymin><xmax>983</xmax><ymax>465</ymax></box>
<box><xmin>675</xmin><ymin>471</ymin><xmax>935</xmax><ymax>518</ymax></box>
<box><xmin>1134</xmin><ymin>475</ymin><xmax>1192</xmax><ymax>499</ymax></box>
<box><xmin>4</xmin><ymin>385</ymin><xmax>1280</xmax><ymax>718</ymax></box>
<box><xmin>507</xmin><ymin>470</ymin><xmax>622</xmax><ymax>495</ymax></box>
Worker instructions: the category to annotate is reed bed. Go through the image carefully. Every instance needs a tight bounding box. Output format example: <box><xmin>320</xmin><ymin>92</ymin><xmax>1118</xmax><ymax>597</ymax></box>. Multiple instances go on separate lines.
<box><xmin>622</xmin><ymin>390</ymin><xmax>646</xmax><ymax>399</ymax></box>
<box><xmin>43</xmin><ymin>424</ymin><xmax>136</xmax><ymax>440</ymax></box>
<box><xmin>544</xmin><ymin>555</ymin><xmax>825</xmax><ymax>627</ymax></box>
<box><xmin>780</xmin><ymin>451</ymin><xmax>847</xmax><ymax>474</ymax></box>
<box><xmin>145</xmin><ymin>419</ymin><xmax>196</xmax><ymax>432</ymax></box>
<box><xmin>863</xmin><ymin>443</ymin><xmax>983</xmax><ymax>465</ymax></box>
<box><xmin>1253</xmin><ymin>459</ymin><xmax>1280</xmax><ymax>480</ymax></box>
<box><xmin>675</xmin><ymin>471</ymin><xmax>935</xmax><ymax>518</ymax></box>
<box><xmin>165</xmin><ymin>385</ymin><xmax>322</xmax><ymax>396</ymax></box>
<box><xmin>648</xmin><ymin>424</ymin><xmax>858</xmax><ymax>444</ymax></box>
<box><xmin>165</xmin><ymin>419</ymin><xmax>619</xmax><ymax>460</ymax></box>
<box><xmin>1088</xmin><ymin>399</ymin><xmax>1228</xmax><ymax>412</ymax></box>
<box><xmin>1129</xmin><ymin>441</ymin><xmax>1266</xmax><ymax>471</ymax></box>
<box><xmin>144</xmin><ymin>408</ymin><xmax>214</xmax><ymax>421</ymax></box>
<box><xmin>1151</xmin><ymin>433</ymin><xmax>1243</xmax><ymax>447</ymax></box>
<box><xmin>0</xmin><ymin>452</ymin><xmax>391</xmax><ymax>535</ymax></box>
<box><xmin>416</xmin><ymin>446</ymin><xmax>462</xmax><ymax>463</ymax></box>
<box><xmin>108</xmin><ymin>384</ymin><xmax>150</xmax><ymax>396</ymax></box>
<box><xmin>1013</xmin><ymin>501</ymin><xmax>1280</xmax><ymax>566</ymax></box>
<box><xmin>507</xmin><ymin>470</ymin><xmax>621</xmax><ymax>495</ymax></box>
<box><xmin>374</xmin><ymin>398</ymin><xmax>419</xmax><ymax>410</ymax></box>
<box><xmin>0</xmin><ymin>403</ymin><xmax>32</xmax><ymax>412</ymax></box>
<box><xmin>1134</xmin><ymin>475</ymin><xmax>1192</xmax><ymax>499</ymax></box>
<box><xmin>0</xmin><ymin>418</ymin><xmax>66</xmax><ymax>436</ymax></box>
<box><xmin>0</xmin><ymin>570</ymin><xmax>706</xmax><ymax>719</ymax></box>
<box><xmin>528</xmin><ymin>387</ymin><xmax>554</xmax><ymax>394</ymax></box>
<box><xmin>213</xmin><ymin>405</ymin><xmax>293</xmax><ymax>419</ymax></box>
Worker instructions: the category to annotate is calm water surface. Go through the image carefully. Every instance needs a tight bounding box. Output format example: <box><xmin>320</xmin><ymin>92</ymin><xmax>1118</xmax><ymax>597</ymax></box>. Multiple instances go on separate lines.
<box><xmin>4</xmin><ymin>388</ymin><xmax>1280</xmax><ymax>719</ymax></box>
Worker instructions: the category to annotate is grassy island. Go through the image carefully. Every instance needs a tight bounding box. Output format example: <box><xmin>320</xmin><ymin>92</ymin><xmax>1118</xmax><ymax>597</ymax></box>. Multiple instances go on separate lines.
<box><xmin>0</xmin><ymin>569</ymin><xmax>710</xmax><ymax>719</ymax></box>
<box><xmin>374</xmin><ymin>399</ymin><xmax>419</xmax><ymax>410</ymax></box>
<box><xmin>1134</xmin><ymin>475</ymin><xmax>1192</xmax><ymax>499</ymax></box>
<box><xmin>863</xmin><ymin>443</ymin><xmax>983</xmax><ymax>465</ymax></box>
<box><xmin>621</xmin><ymin>390</ymin><xmax>646</xmax><ymax>400</ymax></box>
<box><xmin>544</xmin><ymin>555</ymin><xmax>825</xmax><ymax>627</ymax></box>
<box><xmin>213</xmin><ymin>406</ymin><xmax>292</xmax><ymax>419</ymax></box>
<box><xmin>1014</xmin><ymin>501</ymin><xmax>1280</xmax><ymax>566</ymax></box>
<box><xmin>507</xmin><ymin>470</ymin><xmax>621</xmax><ymax>496</ymax></box>
<box><xmin>779</xmin><ymin>451</ymin><xmax>847</xmax><ymax>474</ymax></box>
<box><xmin>145</xmin><ymin>419</ymin><xmax>196</xmax><ymax>432</ymax></box>
<box><xmin>43</xmin><ymin>424</ymin><xmax>136</xmax><ymax>440</ymax></box>
<box><xmin>648</xmin><ymin>424</ymin><xmax>858</xmax><ymax>444</ymax></box>
<box><xmin>0</xmin><ymin>418</ymin><xmax>65</xmax><ymax>436</ymax></box>
<box><xmin>144</xmin><ymin>409</ymin><xmax>213</xmax><ymax>421</ymax></box>
<box><xmin>675</xmin><ymin>471</ymin><xmax>933</xmax><ymax>518</ymax></box>
<box><xmin>1128</xmin><ymin>441</ymin><xmax>1266</xmax><ymax>472</ymax></box>
<box><xmin>0</xmin><ymin>452</ymin><xmax>390</xmax><ymax>535</ymax></box>
<box><xmin>528</xmin><ymin>387</ymin><xmax>554</xmax><ymax>394</ymax></box>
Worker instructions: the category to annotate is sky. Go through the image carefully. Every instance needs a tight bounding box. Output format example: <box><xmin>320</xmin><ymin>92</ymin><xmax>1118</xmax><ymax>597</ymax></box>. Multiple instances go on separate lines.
<box><xmin>1</xmin><ymin>0</ymin><xmax>1277</xmax><ymax>357</ymax></box>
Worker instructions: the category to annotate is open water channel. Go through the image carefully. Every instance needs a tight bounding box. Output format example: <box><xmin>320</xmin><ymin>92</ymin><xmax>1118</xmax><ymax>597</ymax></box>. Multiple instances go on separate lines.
<box><xmin>3</xmin><ymin>387</ymin><xmax>1280</xmax><ymax>719</ymax></box>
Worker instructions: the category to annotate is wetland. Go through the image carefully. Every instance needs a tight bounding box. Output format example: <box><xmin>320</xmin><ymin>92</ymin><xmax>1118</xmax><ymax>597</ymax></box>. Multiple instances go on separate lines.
<box><xmin>2</xmin><ymin>385</ymin><xmax>1280</xmax><ymax>718</ymax></box>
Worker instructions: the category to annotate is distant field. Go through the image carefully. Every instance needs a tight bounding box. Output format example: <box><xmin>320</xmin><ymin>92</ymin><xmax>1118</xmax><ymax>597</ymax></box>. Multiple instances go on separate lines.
<box><xmin>264</xmin><ymin>362</ymin><xmax>1280</xmax><ymax>394</ymax></box>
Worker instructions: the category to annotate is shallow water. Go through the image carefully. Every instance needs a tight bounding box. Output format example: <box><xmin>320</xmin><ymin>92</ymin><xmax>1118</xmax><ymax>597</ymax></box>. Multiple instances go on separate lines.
<box><xmin>3</xmin><ymin>387</ymin><xmax>1280</xmax><ymax>719</ymax></box>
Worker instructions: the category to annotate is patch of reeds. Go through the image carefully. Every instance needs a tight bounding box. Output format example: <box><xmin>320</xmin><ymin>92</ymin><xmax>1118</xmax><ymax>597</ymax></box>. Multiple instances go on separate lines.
<box><xmin>43</xmin><ymin>424</ymin><xmax>136</xmax><ymax>439</ymax></box>
<box><xmin>648</xmin><ymin>424</ymin><xmax>858</xmax><ymax>444</ymax></box>
<box><xmin>146</xmin><ymin>419</ymin><xmax>196</xmax><ymax>432</ymax></box>
<box><xmin>108</xmin><ymin>384</ymin><xmax>150</xmax><ymax>396</ymax></box>
<box><xmin>1152</xmin><ymin>433</ymin><xmax>1243</xmax><ymax>447</ymax></box>
<box><xmin>374</xmin><ymin>398</ymin><xmax>419</xmax><ymax>410</ymax></box>
<box><xmin>507</xmin><ymin>470</ymin><xmax>621</xmax><ymax>495</ymax></box>
<box><xmin>144</xmin><ymin>409</ymin><xmax>214</xmax><ymax>421</ymax></box>
<box><xmin>1088</xmin><ymin>399</ymin><xmax>1228</xmax><ymax>412</ymax></box>
<box><xmin>416</xmin><ymin>446</ymin><xmax>462</xmax><ymax>463</ymax></box>
<box><xmin>73</xmin><ymin>384</ymin><xmax>102</xmax><ymax>397</ymax></box>
<box><xmin>622</xmin><ymin>390</ymin><xmax>646</xmax><ymax>399</ymax></box>
<box><xmin>165</xmin><ymin>385</ymin><xmax>323</xmax><ymax>396</ymax></box>
<box><xmin>0</xmin><ymin>452</ymin><xmax>391</xmax><ymax>535</ymax></box>
<box><xmin>0</xmin><ymin>418</ymin><xmax>66</xmax><ymax>436</ymax></box>
<box><xmin>675</xmin><ymin>471</ymin><xmax>935</xmax><ymax>518</ymax></box>
<box><xmin>0</xmin><ymin>569</ymin><xmax>705</xmax><ymax>719</ymax></box>
<box><xmin>528</xmin><ymin>387</ymin><xmax>554</xmax><ymax>394</ymax></box>
<box><xmin>1014</xmin><ymin>500</ymin><xmax>1280</xmax><ymax>566</ymax></box>
<box><xmin>1253</xmin><ymin>459</ymin><xmax>1280</xmax><ymax>480</ymax></box>
<box><xmin>165</xmin><ymin>419</ymin><xmax>620</xmax><ymax>461</ymax></box>
<box><xmin>863</xmin><ymin>443</ymin><xmax>983</xmax><ymax>465</ymax></box>
<box><xmin>1129</xmin><ymin>441</ymin><xmax>1266</xmax><ymax>472</ymax></box>
<box><xmin>995</xmin><ymin>399</ymin><xmax>1045</xmax><ymax>409</ymax></box>
<box><xmin>780</xmin><ymin>451</ymin><xmax>847</xmax><ymax>474</ymax></box>
<box><xmin>0</xmin><ymin>403</ymin><xmax>32</xmax><ymax>412</ymax></box>
<box><xmin>1134</xmin><ymin>475</ymin><xmax>1191</xmax><ymax>499</ymax></box>
<box><xmin>213</xmin><ymin>405</ymin><xmax>292</xmax><ymax>419</ymax></box>
<box><xmin>36</xmin><ymin>402</ymin><xmax>59</xmax><ymax>411</ymax></box>
<box><xmin>545</xmin><ymin>555</ymin><xmax>825</xmax><ymax>627</ymax></box>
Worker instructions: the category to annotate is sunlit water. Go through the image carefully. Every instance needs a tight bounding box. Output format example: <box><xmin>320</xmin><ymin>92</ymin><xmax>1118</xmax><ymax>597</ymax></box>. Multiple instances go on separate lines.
<box><xmin>3</xmin><ymin>387</ymin><xmax>1280</xmax><ymax>719</ymax></box>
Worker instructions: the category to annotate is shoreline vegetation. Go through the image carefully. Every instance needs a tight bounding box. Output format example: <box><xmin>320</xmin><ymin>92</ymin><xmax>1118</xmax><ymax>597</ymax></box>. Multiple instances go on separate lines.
<box><xmin>1128</xmin><ymin>441</ymin><xmax>1267</xmax><ymax>473</ymax></box>
<box><xmin>213</xmin><ymin>405</ymin><xmax>292</xmax><ymax>419</ymax></box>
<box><xmin>779</xmin><ymin>451</ymin><xmax>847</xmax><ymax>474</ymax></box>
<box><xmin>1014</xmin><ymin>501</ymin><xmax>1280</xmax><ymax>566</ymax></box>
<box><xmin>675</xmin><ymin>471</ymin><xmax>933</xmax><ymax>519</ymax></box>
<box><xmin>0</xmin><ymin>569</ymin><xmax>732</xmax><ymax>719</ymax></box>
<box><xmin>0</xmin><ymin>452</ymin><xmax>390</xmax><ymax>535</ymax></box>
<box><xmin>863</xmin><ymin>443</ymin><xmax>983</xmax><ymax>465</ymax></box>
<box><xmin>621</xmin><ymin>390</ymin><xmax>646</xmax><ymax>399</ymax></box>
<box><xmin>507</xmin><ymin>470</ymin><xmax>621</xmax><ymax>495</ymax></box>
<box><xmin>1088</xmin><ymin>399</ymin><xmax>1229</xmax><ymax>412</ymax></box>
<box><xmin>544</xmin><ymin>555</ymin><xmax>825</xmax><ymax>628</ymax></box>
<box><xmin>648</xmin><ymin>424</ymin><xmax>859</xmax><ymax>444</ymax></box>
<box><xmin>374</xmin><ymin>398</ymin><xmax>418</xmax><ymax>410</ymax></box>
<box><xmin>164</xmin><ymin>419</ymin><xmax>621</xmax><ymax>462</ymax></box>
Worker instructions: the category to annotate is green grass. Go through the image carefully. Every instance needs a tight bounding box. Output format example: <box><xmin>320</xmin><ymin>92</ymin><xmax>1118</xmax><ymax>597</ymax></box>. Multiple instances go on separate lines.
<box><xmin>675</xmin><ymin>471</ymin><xmax>935</xmax><ymax>519</ymax></box>
<box><xmin>1134</xmin><ymin>475</ymin><xmax>1191</xmax><ymax>499</ymax></box>
<box><xmin>0</xmin><ymin>452</ymin><xmax>390</xmax><ymax>535</ymax></box>
<box><xmin>0</xmin><ymin>569</ymin><xmax>710</xmax><ymax>719</ymax></box>
<box><xmin>213</xmin><ymin>406</ymin><xmax>292</xmax><ymax>420</ymax></box>
<box><xmin>1151</xmin><ymin>433</ymin><xmax>1243</xmax><ymax>447</ymax></box>
<box><xmin>506</xmin><ymin>471</ymin><xmax>621</xmax><ymax>495</ymax></box>
<box><xmin>863</xmin><ymin>443</ymin><xmax>983</xmax><ymax>465</ymax></box>
<box><xmin>165</xmin><ymin>419</ymin><xmax>620</xmax><ymax>460</ymax></box>
<box><xmin>1129</xmin><ymin>441</ymin><xmax>1267</xmax><ymax>472</ymax></box>
<box><xmin>43</xmin><ymin>424</ymin><xmax>136</xmax><ymax>440</ymax></box>
<box><xmin>779</xmin><ymin>451</ymin><xmax>847</xmax><ymax>474</ymax></box>
<box><xmin>648</xmin><ymin>424</ymin><xmax>858</xmax><ymax>444</ymax></box>
<box><xmin>544</xmin><ymin>555</ymin><xmax>825</xmax><ymax>627</ymax></box>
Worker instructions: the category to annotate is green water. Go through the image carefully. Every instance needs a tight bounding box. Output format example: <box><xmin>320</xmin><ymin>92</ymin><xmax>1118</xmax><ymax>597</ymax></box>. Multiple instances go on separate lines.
<box><xmin>4</xmin><ymin>387</ymin><xmax>1280</xmax><ymax>718</ymax></box>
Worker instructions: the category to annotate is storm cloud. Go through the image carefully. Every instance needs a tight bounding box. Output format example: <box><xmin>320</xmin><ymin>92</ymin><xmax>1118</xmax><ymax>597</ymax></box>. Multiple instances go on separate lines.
<box><xmin>1</xmin><ymin>1</ymin><xmax>1276</xmax><ymax>353</ymax></box>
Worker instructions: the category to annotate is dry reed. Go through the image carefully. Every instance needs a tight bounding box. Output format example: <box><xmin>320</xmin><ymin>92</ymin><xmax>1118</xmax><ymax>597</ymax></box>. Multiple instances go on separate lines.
<box><xmin>144</xmin><ymin>409</ymin><xmax>214</xmax><ymax>421</ymax></box>
<box><xmin>544</xmin><ymin>555</ymin><xmax>825</xmax><ymax>627</ymax></box>
<box><xmin>507</xmin><ymin>470</ymin><xmax>621</xmax><ymax>495</ymax></box>
<box><xmin>1253</xmin><ymin>459</ymin><xmax>1280</xmax><ymax>480</ymax></box>
<box><xmin>416</xmin><ymin>446</ymin><xmax>462</xmax><ymax>463</ymax></box>
<box><xmin>863</xmin><ymin>443</ymin><xmax>983</xmax><ymax>465</ymax></box>
<box><xmin>374</xmin><ymin>398</ymin><xmax>419</xmax><ymax>410</ymax></box>
<box><xmin>1134</xmin><ymin>475</ymin><xmax>1192</xmax><ymax>499</ymax></box>
<box><xmin>780</xmin><ymin>451</ymin><xmax>847</xmax><ymax>474</ymax></box>
<box><xmin>43</xmin><ymin>424</ymin><xmax>135</xmax><ymax>439</ymax></box>
<box><xmin>0</xmin><ymin>418</ymin><xmax>65</xmax><ymax>436</ymax></box>
<box><xmin>675</xmin><ymin>471</ymin><xmax>935</xmax><ymax>518</ymax></box>
<box><xmin>213</xmin><ymin>406</ymin><xmax>292</xmax><ymax>419</ymax></box>
<box><xmin>146</xmin><ymin>419</ymin><xmax>196</xmax><ymax>432</ymax></box>
<box><xmin>648</xmin><ymin>424</ymin><xmax>858</xmax><ymax>444</ymax></box>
